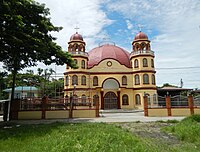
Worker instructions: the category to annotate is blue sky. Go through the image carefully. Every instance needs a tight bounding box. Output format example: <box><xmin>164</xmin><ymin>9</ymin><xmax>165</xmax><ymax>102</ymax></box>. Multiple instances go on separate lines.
<box><xmin>1</xmin><ymin>0</ymin><xmax>200</xmax><ymax>88</ymax></box>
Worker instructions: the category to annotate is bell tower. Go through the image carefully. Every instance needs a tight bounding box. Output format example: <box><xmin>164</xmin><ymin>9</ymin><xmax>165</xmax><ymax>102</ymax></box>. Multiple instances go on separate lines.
<box><xmin>64</xmin><ymin>31</ymin><xmax>89</xmax><ymax>98</ymax></box>
<box><xmin>130</xmin><ymin>31</ymin><xmax>157</xmax><ymax>108</ymax></box>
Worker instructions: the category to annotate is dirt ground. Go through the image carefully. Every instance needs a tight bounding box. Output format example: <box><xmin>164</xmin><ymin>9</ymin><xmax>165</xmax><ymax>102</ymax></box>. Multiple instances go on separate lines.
<box><xmin>116</xmin><ymin>122</ymin><xmax>180</xmax><ymax>146</ymax></box>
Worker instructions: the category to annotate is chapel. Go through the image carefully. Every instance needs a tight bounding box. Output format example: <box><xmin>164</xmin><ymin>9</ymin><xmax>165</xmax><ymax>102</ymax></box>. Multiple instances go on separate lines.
<box><xmin>64</xmin><ymin>31</ymin><xmax>157</xmax><ymax>109</ymax></box>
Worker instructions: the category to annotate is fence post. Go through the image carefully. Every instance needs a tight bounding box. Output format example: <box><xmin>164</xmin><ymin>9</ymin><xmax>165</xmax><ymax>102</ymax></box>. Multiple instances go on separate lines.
<box><xmin>143</xmin><ymin>95</ymin><xmax>148</xmax><ymax>116</ymax></box>
<box><xmin>188</xmin><ymin>95</ymin><xmax>194</xmax><ymax>115</ymax></box>
<box><xmin>42</xmin><ymin>96</ymin><xmax>47</xmax><ymax>119</ymax></box>
<box><xmin>166</xmin><ymin>96</ymin><xmax>171</xmax><ymax>116</ymax></box>
<box><xmin>96</xmin><ymin>100</ymin><xmax>99</xmax><ymax>117</ymax></box>
<box><xmin>69</xmin><ymin>95</ymin><xmax>73</xmax><ymax>118</ymax></box>
<box><xmin>10</xmin><ymin>99</ymin><xmax>20</xmax><ymax>120</ymax></box>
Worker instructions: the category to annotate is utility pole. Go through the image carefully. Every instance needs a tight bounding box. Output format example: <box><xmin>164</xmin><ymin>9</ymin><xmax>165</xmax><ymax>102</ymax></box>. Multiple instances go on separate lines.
<box><xmin>180</xmin><ymin>79</ymin><xmax>183</xmax><ymax>88</ymax></box>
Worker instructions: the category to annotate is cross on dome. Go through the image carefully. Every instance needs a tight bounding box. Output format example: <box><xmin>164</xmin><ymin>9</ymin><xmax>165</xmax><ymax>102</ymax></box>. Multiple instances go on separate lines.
<box><xmin>74</xmin><ymin>25</ymin><xmax>80</xmax><ymax>33</ymax></box>
<box><xmin>137</xmin><ymin>24</ymin><xmax>144</xmax><ymax>32</ymax></box>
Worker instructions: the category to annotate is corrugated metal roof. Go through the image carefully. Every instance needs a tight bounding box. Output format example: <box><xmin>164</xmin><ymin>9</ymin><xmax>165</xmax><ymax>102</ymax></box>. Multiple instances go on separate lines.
<box><xmin>3</xmin><ymin>86</ymin><xmax>39</xmax><ymax>92</ymax></box>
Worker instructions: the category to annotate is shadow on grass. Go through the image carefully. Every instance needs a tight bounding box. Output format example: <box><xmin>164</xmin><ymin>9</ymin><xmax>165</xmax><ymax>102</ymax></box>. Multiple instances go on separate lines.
<box><xmin>0</xmin><ymin>120</ymin><xmax>95</xmax><ymax>141</ymax></box>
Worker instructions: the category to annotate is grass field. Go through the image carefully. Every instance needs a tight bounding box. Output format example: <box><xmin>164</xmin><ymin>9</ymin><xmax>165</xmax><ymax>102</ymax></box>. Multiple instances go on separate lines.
<box><xmin>0</xmin><ymin>115</ymin><xmax>200</xmax><ymax>152</ymax></box>
<box><xmin>0</xmin><ymin>122</ymin><xmax>155</xmax><ymax>152</ymax></box>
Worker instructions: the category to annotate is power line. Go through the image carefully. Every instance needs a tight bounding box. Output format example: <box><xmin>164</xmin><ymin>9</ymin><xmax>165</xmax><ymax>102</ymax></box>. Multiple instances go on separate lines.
<box><xmin>156</xmin><ymin>66</ymin><xmax>200</xmax><ymax>70</ymax></box>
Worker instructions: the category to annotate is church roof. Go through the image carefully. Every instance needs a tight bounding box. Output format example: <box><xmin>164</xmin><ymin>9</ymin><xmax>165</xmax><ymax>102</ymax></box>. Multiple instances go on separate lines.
<box><xmin>134</xmin><ymin>31</ymin><xmax>148</xmax><ymax>40</ymax></box>
<box><xmin>88</xmin><ymin>44</ymin><xmax>131</xmax><ymax>68</ymax></box>
<box><xmin>70</xmin><ymin>32</ymin><xmax>83</xmax><ymax>41</ymax></box>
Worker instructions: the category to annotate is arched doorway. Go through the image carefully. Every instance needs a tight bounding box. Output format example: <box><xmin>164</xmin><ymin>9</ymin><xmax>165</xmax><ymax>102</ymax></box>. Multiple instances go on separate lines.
<box><xmin>104</xmin><ymin>92</ymin><xmax>118</xmax><ymax>109</ymax></box>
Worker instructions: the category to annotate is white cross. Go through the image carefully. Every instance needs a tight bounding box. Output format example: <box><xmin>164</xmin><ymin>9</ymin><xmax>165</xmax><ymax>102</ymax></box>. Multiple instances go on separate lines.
<box><xmin>74</xmin><ymin>26</ymin><xmax>80</xmax><ymax>33</ymax></box>
<box><xmin>137</xmin><ymin>24</ymin><xmax>144</xmax><ymax>32</ymax></box>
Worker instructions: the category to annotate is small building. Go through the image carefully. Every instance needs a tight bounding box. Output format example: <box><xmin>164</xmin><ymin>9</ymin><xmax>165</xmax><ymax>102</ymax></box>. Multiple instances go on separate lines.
<box><xmin>4</xmin><ymin>86</ymin><xmax>39</xmax><ymax>99</ymax></box>
<box><xmin>157</xmin><ymin>86</ymin><xmax>192</xmax><ymax>96</ymax></box>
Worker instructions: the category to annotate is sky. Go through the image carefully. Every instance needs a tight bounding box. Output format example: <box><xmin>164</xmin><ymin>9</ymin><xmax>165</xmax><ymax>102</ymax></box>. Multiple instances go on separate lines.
<box><xmin>1</xmin><ymin>0</ymin><xmax>200</xmax><ymax>89</ymax></box>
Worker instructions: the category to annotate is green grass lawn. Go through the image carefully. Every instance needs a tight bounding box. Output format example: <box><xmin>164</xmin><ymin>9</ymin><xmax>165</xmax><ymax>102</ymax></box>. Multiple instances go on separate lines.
<box><xmin>163</xmin><ymin>114</ymin><xmax>200</xmax><ymax>151</ymax></box>
<box><xmin>0</xmin><ymin>115</ymin><xmax>200</xmax><ymax>152</ymax></box>
<box><xmin>0</xmin><ymin>122</ymin><xmax>154</xmax><ymax>152</ymax></box>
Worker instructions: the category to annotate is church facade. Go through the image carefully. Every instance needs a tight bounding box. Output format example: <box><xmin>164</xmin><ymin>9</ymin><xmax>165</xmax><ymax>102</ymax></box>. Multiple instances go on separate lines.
<box><xmin>64</xmin><ymin>31</ymin><xmax>157</xmax><ymax>110</ymax></box>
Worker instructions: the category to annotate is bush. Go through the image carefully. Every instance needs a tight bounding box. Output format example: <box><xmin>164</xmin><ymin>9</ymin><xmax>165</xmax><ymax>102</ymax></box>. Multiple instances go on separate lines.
<box><xmin>182</xmin><ymin>114</ymin><xmax>200</xmax><ymax>122</ymax></box>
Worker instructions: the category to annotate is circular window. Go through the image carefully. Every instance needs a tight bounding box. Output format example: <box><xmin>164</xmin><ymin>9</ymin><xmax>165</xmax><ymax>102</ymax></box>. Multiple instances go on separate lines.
<box><xmin>107</xmin><ymin>61</ymin><xmax>112</xmax><ymax>67</ymax></box>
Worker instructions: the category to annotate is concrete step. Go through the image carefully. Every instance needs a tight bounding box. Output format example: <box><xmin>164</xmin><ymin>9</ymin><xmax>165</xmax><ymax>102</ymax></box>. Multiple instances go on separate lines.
<box><xmin>99</xmin><ymin>109</ymin><xmax>144</xmax><ymax>113</ymax></box>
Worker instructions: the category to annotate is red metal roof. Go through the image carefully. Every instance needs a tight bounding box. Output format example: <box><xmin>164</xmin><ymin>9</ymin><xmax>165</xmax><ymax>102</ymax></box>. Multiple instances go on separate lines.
<box><xmin>70</xmin><ymin>32</ymin><xmax>83</xmax><ymax>41</ymax></box>
<box><xmin>134</xmin><ymin>31</ymin><xmax>148</xmax><ymax>40</ymax></box>
<box><xmin>88</xmin><ymin>44</ymin><xmax>131</xmax><ymax>68</ymax></box>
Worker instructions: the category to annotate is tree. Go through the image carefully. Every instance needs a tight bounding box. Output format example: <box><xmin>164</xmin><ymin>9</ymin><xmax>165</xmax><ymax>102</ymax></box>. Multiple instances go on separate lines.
<box><xmin>0</xmin><ymin>0</ymin><xmax>76</xmax><ymax>120</ymax></box>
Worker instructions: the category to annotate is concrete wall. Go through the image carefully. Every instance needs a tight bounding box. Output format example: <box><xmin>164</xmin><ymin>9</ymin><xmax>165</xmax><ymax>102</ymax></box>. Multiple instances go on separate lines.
<box><xmin>148</xmin><ymin>108</ymin><xmax>168</xmax><ymax>117</ymax></box>
<box><xmin>73</xmin><ymin>109</ymin><xmax>96</xmax><ymax>118</ymax></box>
<box><xmin>18</xmin><ymin>109</ymin><xmax>97</xmax><ymax>119</ymax></box>
<box><xmin>194</xmin><ymin>108</ymin><xmax>200</xmax><ymax>114</ymax></box>
<box><xmin>46</xmin><ymin>111</ymin><xmax>69</xmax><ymax>119</ymax></box>
<box><xmin>171</xmin><ymin>108</ymin><xmax>191</xmax><ymax>116</ymax></box>
<box><xmin>18</xmin><ymin>111</ymin><xmax>42</xmax><ymax>119</ymax></box>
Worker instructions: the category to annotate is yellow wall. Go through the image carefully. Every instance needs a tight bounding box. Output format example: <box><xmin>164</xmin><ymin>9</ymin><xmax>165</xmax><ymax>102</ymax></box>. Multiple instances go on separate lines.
<box><xmin>89</xmin><ymin>59</ymin><xmax>131</xmax><ymax>73</ymax></box>
<box><xmin>18</xmin><ymin>111</ymin><xmax>42</xmax><ymax>119</ymax></box>
<box><xmin>73</xmin><ymin>109</ymin><xmax>96</xmax><ymax>118</ymax></box>
<box><xmin>171</xmin><ymin>109</ymin><xmax>191</xmax><ymax>116</ymax></box>
<box><xmin>131</xmin><ymin>56</ymin><xmax>155</xmax><ymax>71</ymax></box>
<box><xmin>194</xmin><ymin>108</ymin><xmax>200</xmax><ymax>114</ymax></box>
<box><xmin>64</xmin><ymin>56</ymin><xmax>157</xmax><ymax>110</ymax></box>
<box><xmin>46</xmin><ymin>111</ymin><xmax>69</xmax><ymax>119</ymax></box>
<box><xmin>148</xmin><ymin>109</ymin><xmax>168</xmax><ymax>117</ymax></box>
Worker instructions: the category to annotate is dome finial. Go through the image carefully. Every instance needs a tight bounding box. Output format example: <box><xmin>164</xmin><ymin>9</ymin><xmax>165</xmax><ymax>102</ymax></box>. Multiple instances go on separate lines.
<box><xmin>137</xmin><ymin>24</ymin><xmax>144</xmax><ymax>32</ymax></box>
<box><xmin>74</xmin><ymin>25</ymin><xmax>80</xmax><ymax>33</ymax></box>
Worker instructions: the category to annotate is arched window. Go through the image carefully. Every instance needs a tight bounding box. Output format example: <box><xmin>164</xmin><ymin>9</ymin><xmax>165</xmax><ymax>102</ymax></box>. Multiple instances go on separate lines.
<box><xmin>82</xmin><ymin>94</ymin><xmax>86</xmax><ymax>104</ymax></box>
<box><xmin>122</xmin><ymin>76</ymin><xmax>127</xmax><ymax>85</ymax></box>
<box><xmin>65</xmin><ymin>76</ymin><xmax>69</xmax><ymax>86</ymax></box>
<box><xmin>143</xmin><ymin>74</ymin><xmax>149</xmax><ymax>84</ymax></box>
<box><xmin>151</xmin><ymin>59</ymin><xmax>154</xmax><ymax>68</ymax></box>
<box><xmin>135</xmin><ymin>94</ymin><xmax>141</xmax><ymax>105</ymax></box>
<box><xmin>81</xmin><ymin>60</ymin><xmax>85</xmax><ymax>69</ymax></box>
<box><xmin>122</xmin><ymin>94</ymin><xmax>129</xmax><ymax>105</ymax></box>
<box><xmin>153</xmin><ymin>94</ymin><xmax>157</xmax><ymax>104</ymax></box>
<box><xmin>93</xmin><ymin>94</ymin><xmax>99</xmax><ymax>106</ymax></box>
<box><xmin>135</xmin><ymin>44</ymin><xmax>140</xmax><ymax>50</ymax></box>
<box><xmin>143</xmin><ymin>58</ymin><xmax>148</xmax><ymax>67</ymax></box>
<box><xmin>135</xmin><ymin>74</ymin><xmax>140</xmax><ymax>85</ymax></box>
<box><xmin>145</xmin><ymin>93</ymin><xmax>151</xmax><ymax>105</ymax></box>
<box><xmin>73</xmin><ymin>59</ymin><xmax>77</xmax><ymax>65</ymax></box>
<box><xmin>152</xmin><ymin>74</ymin><xmax>155</xmax><ymax>85</ymax></box>
<box><xmin>141</xmin><ymin>43</ymin><xmax>146</xmax><ymax>50</ymax></box>
<box><xmin>73</xmin><ymin>94</ymin><xmax>78</xmax><ymax>105</ymax></box>
<box><xmin>134</xmin><ymin>59</ymin><xmax>139</xmax><ymax>68</ymax></box>
<box><xmin>81</xmin><ymin>75</ymin><xmax>86</xmax><ymax>85</ymax></box>
<box><xmin>93</xmin><ymin>76</ymin><xmax>98</xmax><ymax>86</ymax></box>
<box><xmin>72</xmin><ymin>75</ymin><xmax>78</xmax><ymax>85</ymax></box>
<box><xmin>65</xmin><ymin>95</ymin><xmax>69</xmax><ymax>104</ymax></box>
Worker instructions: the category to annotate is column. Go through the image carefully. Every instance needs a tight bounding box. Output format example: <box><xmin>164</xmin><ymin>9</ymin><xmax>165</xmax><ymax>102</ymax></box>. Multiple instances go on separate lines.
<box><xmin>117</xmin><ymin>91</ymin><xmax>121</xmax><ymax>109</ymax></box>
<box><xmin>100</xmin><ymin>91</ymin><xmax>104</xmax><ymax>109</ymax></box>
<box><xmin>143</xmin><ymin>95</ymin><xmax>148</xmax><ymax>116</ymax></box>
<box><xmin>166</xmin><ymin>96</ymin><xmax>171</xmax><ymax>116</ymax></box>
<box><xmin>188</xmin><ymin>95</ymin><xmax>194</xmax><ymax>115</ymax></box>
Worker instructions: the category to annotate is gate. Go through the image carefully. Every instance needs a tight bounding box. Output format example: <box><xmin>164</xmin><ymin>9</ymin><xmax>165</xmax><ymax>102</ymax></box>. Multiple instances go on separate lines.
<box><xmin>104</xmin><ymin>92</ymin><xmax>118</xmax><ymax>109</ymax></box>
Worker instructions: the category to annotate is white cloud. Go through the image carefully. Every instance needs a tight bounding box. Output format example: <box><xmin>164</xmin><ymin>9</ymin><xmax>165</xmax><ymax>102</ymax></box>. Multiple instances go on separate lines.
<box><xmin>36</xmin><ymin>0</ymin><xmax>112</xmax><ymax>51</ymax></box>
<box><xmin>24</xmin><ymin>0</ymin><xmax>112</xmax><ymax>74</ymax></box>
<box><xmin>126</xmin><ymin>20</ymin><xmax>133</xmax><ymax>30</ymax></box>
<box><xmin>106</xmin><ymin>0</ymin><xmax>200</xmax><ymax>88</ymax></box>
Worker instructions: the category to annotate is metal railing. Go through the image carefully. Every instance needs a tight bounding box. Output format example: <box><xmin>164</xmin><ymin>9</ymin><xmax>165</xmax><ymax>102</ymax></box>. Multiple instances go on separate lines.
<box><xmin>130</xmin><ymin>50</ymin><xmax>154</xmax><ymax>56</ymax></box>
<box><xmin>69</xmin><ymin>51</ymin><xmax>89</xmax><ymax>56</ymax></box>
<box><xmin>194</xmin><ymin>95</ymin><xmax>200</xmax><ymax>107</ymax></box>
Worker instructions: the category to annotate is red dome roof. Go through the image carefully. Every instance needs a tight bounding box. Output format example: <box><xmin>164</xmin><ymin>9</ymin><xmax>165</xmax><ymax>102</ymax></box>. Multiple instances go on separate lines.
<box><xmin>88</xmin><ymin>44</ymin><xmax>131</xmax><ymax>68</ymax></box>
<box><xmin>70</xmin><ymin>32</ymin><xmax>83</xmax><ymax>41</ymax></box>
<box><xmin>134</xmin><ymin>31</ymin><xmax>148</xmax><ymax>40</ymax></box>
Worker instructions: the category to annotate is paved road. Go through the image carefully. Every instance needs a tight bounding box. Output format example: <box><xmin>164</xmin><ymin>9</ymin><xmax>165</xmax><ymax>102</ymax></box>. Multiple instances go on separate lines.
<box><xmin>0</xmin><ymin>112</ymin><xmax>185</xmax><ymax>124</ymax></box>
